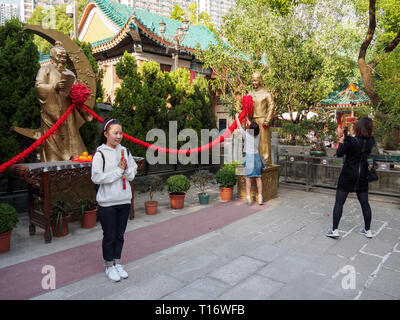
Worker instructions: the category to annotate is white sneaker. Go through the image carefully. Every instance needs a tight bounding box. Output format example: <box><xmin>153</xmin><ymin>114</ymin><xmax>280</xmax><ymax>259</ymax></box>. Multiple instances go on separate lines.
<box><xmin>246</xmin><ymin>195</ymin><xmax>251</xmax><ymax>205</ymax></box>
<box><xmin>114</xmin><ymin>264</ymin><xmax>129</xmax><ymax>279</ymax></box>
<box><xmin>326</xmin><ymin>229</ymin><xmax>340</xmax><ymax>238</ymax></box>
<box><xmin>360</xmin><ymin>229</ymin><xmax>374</xmax><ymax>238</ymax></box>
<box><xmin>257</xmin><ymin>194</ymin><xmax>263</xmax><ymax>205</ymax></box>
<box><xmin>105</xmin><ymin>266</ymin><xmax>121</xmax><ymax>282</ymax></box>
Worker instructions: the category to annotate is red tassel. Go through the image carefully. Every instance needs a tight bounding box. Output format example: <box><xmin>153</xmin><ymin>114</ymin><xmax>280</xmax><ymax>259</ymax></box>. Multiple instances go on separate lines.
<box><xmin>241</xmin><ymin>95</ymin><xmax>253</xmax><ymax>117</ymax></box>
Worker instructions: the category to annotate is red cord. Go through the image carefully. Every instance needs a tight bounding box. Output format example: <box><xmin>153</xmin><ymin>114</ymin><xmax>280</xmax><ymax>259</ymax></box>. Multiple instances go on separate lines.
<box><xmin>0</xmin><ymin>91</ymin><xmax>253</xmax><ymax>173</ymax></box>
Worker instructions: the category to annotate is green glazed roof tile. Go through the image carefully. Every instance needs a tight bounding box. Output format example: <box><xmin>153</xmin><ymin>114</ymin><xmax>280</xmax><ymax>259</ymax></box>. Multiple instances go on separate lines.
<box><xmin>87</xmin><ymin>0</ymin><xmax>218</xmax><ymax>51</ymax></box>
<box><xmin>91</xmin><ymin>35</ymin><xmax>115</xmax><ymax>47</ymax></box>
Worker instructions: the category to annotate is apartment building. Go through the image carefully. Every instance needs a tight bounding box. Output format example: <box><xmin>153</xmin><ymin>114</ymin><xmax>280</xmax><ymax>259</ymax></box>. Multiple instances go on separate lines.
<box><xmin>0</xmin><ymin>2</ymin><xmax>19</xmax><ymax>25</ymax></box>
<box><xmin>116</xmin><ymin>0</ymin><xmax>235</xmax><ymax>28</ymax></box>
<box><xmin>199</xmin><ymin>0</ymin><xmax>235</xmax><ymax>28</ymax></box>
<box><xmin>117</xmin><ymin>0</ymin><xmax>192</xmax><ymax>17</ymax></box>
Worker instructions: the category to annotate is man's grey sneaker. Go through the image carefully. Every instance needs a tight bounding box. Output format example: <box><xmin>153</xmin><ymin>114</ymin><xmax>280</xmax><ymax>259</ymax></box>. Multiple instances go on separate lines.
<box><xmin>326</xmin><ymin>229</ymin><xmax>340</xmax><ymax>238</ymax></box>
<box><xmin>115</xmin><ymin>264</ymin><xmax>129</xmax><ymax>279</ymax></box>
<box><xmin>105</xmin><ymin>266</ymin><xmax>121</xmax><ymax>282</ymax></box>
<box><xmin>360</xmin><ymin>228</ymin><xmax>373</xmax><ymax>238</ymax></box>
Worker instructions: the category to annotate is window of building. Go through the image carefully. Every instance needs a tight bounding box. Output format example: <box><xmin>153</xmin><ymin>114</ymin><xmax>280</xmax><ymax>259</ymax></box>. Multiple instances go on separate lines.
<box><xmin>219</xmin><ymin>119</ymin><xmax>227</xmax><ymax>132</ymax></box>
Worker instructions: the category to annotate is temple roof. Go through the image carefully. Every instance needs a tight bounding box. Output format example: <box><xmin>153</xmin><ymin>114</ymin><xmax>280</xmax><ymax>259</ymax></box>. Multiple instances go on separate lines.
<box><xmin>79</xmin><ymin>0</ymin><xmax>218</xmax><ymax>55</ymax></box>
<box><xmin>316</xmin><ymin>81</ymin><xmax>371</xmax><ymax>108</ymax></box>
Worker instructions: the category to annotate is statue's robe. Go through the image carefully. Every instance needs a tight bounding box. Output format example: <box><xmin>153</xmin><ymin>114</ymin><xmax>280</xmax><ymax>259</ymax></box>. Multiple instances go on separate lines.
<box><xmin>249</xmin><ymin>87</ymin><xmax>276</xmax><ymax>165</ymax></box>
<box><xmin>35</xmin><ymin>64</ymin><xmax>87</xmax><ymax>161</ymax></box>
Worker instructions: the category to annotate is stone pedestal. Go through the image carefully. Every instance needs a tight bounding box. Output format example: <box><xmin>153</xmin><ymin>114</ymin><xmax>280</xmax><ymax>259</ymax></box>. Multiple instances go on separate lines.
<box><xmin>236</xmin><ymin>164</ymin><xmax>280</xmax><ymax>202</ymax></box>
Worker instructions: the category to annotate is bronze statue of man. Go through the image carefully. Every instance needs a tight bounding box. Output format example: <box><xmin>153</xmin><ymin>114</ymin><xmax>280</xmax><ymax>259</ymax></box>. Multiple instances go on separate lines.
<box><xmin>35</xmin><ymin>41</ymin><xmax>89</xmax><ymax>161</ymax></box>
<box><xmin>249</xmin><ymin>71</ymin><xmax>276</xmax><ymax>165</ymax></box>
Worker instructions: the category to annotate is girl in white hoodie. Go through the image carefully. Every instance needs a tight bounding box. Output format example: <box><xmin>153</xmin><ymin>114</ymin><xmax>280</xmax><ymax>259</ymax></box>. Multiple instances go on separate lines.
<box><xmin>91</xmin><ymin>118</ymin><xmax>138</xmax><ymax>282</ymax></box>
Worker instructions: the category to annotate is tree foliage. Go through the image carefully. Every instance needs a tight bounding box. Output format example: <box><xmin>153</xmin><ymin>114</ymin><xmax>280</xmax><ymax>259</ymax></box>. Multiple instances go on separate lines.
<box><xmin>110</xmin><ymin>52</ymin><xmax>215</xmax><ymax>158</ymax></box>
<box><xmin>374</xmin><ymin>45</ymin><xmax>400</xmax><ymax>149</ymax></box>
<box><xmin>168</xmin><ymin>68</ymin><xmax>216</xmax><ymax>145</ymax></box>
<box><xmin>258</xmin><ymin>0</ymin><xmax>316</xmax><ymax>15</ymax></box>
<box><xmin>134</xmin><ymin>61</ymin><xmax>172</xmax><ymax>157</ymax></box>
<box><xmin>356</xmin><ymin>0</ymin><xmax>400</xmax><ymax>149</ymax></box>
<box><xmin>169</xmin><ymin>3</ymin><xmax>216</xmax><ymax>34</ymax></box>
<box><xmin>109</xmin><ymin>52</ymin><xmax>142</xmax><ymax>155</ymax></box>
<box><xmin>197</xmin><ymin>0</ymin><xmax>359</xmax><ymax>125</ymax></box>
<box><xmin>279</xmin><ymin>112</ymin><xmax>336</xmax><ymax>150</ymax></box>
<box><xmin>170</xmin><ymin>4</ymin><xmax>186</xmax><ymax>22</ymax></box>
<box><xmin>0</xmin><ymin>19</ymin><xmax>41</xmax><ymax>164</ymax></box>
<box><xmin>27</xmin><ymin>0</ymin><xmax>88</xmax><ymax>54</ymax></box>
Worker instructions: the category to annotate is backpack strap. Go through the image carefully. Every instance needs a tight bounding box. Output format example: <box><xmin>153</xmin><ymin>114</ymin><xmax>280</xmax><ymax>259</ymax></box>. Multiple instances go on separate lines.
<box><xmin>96</xmin><ymin>150</ymin><xmax>105</xmax><ymax>172</ymax></box>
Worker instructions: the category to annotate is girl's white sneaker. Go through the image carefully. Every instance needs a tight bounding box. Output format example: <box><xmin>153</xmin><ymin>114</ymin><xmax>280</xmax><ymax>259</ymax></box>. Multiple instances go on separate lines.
<box><xmin>257</xmin><ymin>194</ymin><xmax>263</xmax><ymax>205</ymax></box>
<box><xmin>105</xmin><ymin>266</ymin><xmax>121</xmax><ymax>282</ymax></box>
<box><xmin>115</xmin><ymin>264</ymin><xmax>129</xmax><ymax>279</ymax></box>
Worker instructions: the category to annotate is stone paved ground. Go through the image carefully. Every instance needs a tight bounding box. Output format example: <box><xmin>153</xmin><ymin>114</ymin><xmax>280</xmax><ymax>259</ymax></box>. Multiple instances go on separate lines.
<box><xmin>1</xmin><ymin>182</ymin><xmax>399</xmax><ymax>300</ymax></box>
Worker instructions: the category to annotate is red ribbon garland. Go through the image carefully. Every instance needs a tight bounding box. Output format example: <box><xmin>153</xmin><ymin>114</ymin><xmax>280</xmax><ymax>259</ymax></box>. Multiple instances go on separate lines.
<box><xmin>79</xmin><ymin>102</ymin><xmax>251</xmax><ymax>155</ymax></box>
<box><xmin>0</xmin><ymin>90</ymin><xmax>253</xmax><ymax>173</ymax></box>
<box><xmin>0</xmin><ymin>103</ymin><xmax>76</xmax><ymax>173</ymax></box>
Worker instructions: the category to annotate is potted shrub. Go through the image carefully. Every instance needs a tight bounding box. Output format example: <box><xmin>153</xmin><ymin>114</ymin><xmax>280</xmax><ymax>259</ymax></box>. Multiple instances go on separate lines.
<box><xmin>143</xmin><ymin>176</ymin><xmax>164</xmax><ymax>215</ymax></box>
<box><xmin>191</xmin><ymin>170</ymin><xmax>214</xmax><ymax>205</ymax></box>
<box><xmin>167</xmin><ymin>174</ymin><xmax>190</xmax><ymax>209</ymax></box>
<box><xmin>215</xmin><ymin>168</ymin><xmax>237</xmax><ymax>201</ymax></box>
<box><xmin>51</xmin><ymin>198</ymin><xmax>72</xmax><ymax>237</ymax></box>
<box><xmin>76</xmin><ymin>194</ymin><xmax>98</xmax><ymax>229</ymax></box>
<box><xmin>0</xmin><ymin>203</ymin><xmax>19</xmax><ymax>254</ymax></box>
